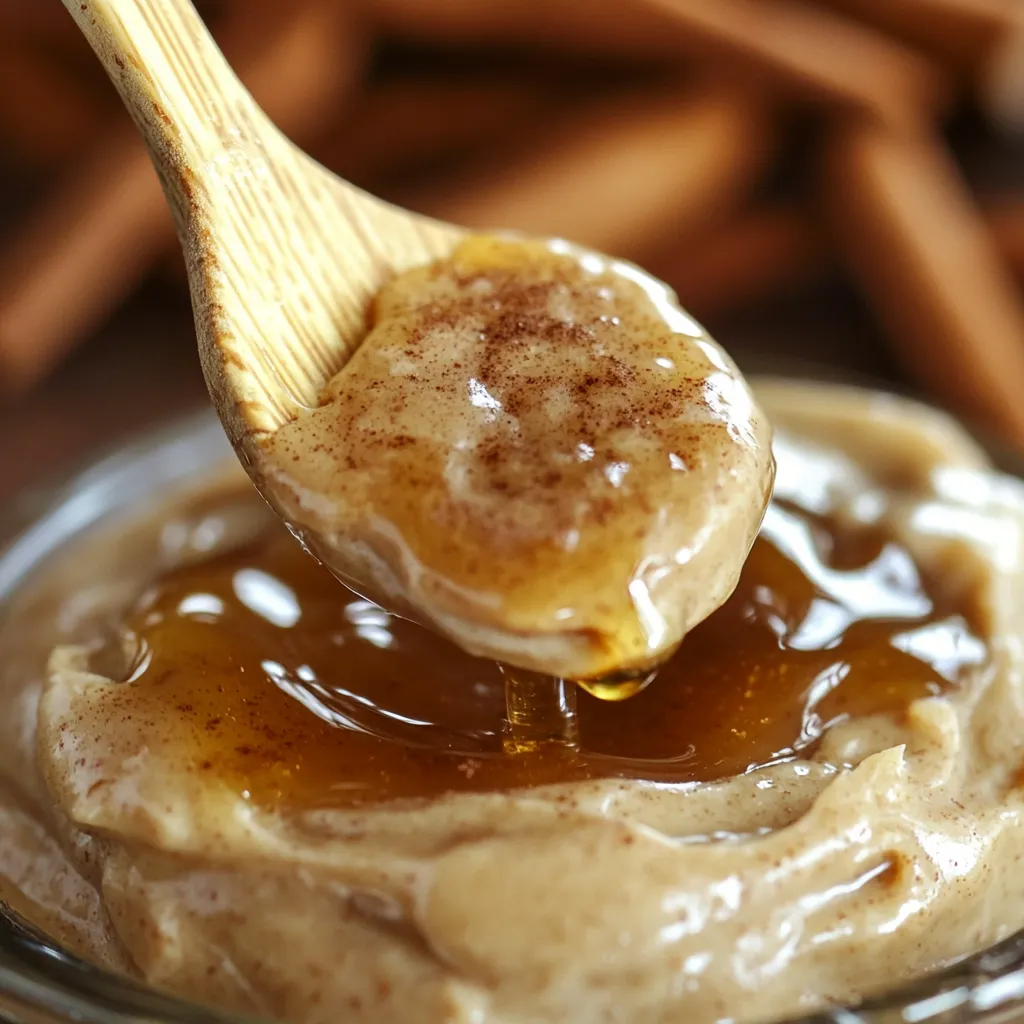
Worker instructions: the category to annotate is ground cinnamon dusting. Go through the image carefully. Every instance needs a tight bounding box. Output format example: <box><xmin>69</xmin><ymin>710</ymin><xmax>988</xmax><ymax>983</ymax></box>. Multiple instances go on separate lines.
<box><xmin>264</xmin><ymin>235</ymin><xmax>774</xmax><ymax>679</ymax></box>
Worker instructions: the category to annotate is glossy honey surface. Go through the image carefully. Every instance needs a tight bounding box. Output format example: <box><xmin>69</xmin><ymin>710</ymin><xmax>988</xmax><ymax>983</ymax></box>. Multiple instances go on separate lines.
<box><xmin>115</xmin><ymin>497</ymin><xmax>985</xmax><ymax>809</ymax></box>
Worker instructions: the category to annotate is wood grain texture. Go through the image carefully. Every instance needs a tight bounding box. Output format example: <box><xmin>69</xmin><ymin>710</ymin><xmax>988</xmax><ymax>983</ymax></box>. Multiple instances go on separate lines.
<box><xmin>61</xmin><ymin>0</ymin><xmax>463</xmax><ymax>464</ymax></box>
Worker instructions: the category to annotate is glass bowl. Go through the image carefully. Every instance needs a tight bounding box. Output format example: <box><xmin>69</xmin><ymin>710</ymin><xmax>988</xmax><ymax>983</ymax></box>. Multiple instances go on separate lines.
<box><xmin>3</xmin><ymin>406</ymin><xmax>1024</xmax><ymax>1024</ymax></box>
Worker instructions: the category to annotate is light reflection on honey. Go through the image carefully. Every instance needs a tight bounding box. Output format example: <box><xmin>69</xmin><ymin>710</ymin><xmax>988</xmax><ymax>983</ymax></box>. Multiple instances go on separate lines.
<box><xmin>116</xmin><ymin>495</ymin><xmax>986</xmax><ymax>809</ymax></box>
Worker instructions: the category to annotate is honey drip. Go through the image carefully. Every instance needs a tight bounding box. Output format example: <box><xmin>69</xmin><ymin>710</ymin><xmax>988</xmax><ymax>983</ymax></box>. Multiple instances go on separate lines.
<box><xmin>110</xmin><ymin>496</ymin><xmax>987</xmax><ymax>809</ymax></box>
<box><xmin>501</xmin><ymin>665</ymin><xmax>657</xmax><ymax>753</ymax></box>
<box><xmin>501</xmin><ymin>667</ymin><xmax>579</xmax><ymax>753</ymax></box>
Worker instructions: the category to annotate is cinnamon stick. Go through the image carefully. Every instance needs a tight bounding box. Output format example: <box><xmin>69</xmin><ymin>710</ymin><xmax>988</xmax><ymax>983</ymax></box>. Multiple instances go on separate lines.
<box><xmin>0</xmin><ymin>0</ymin><xmax>364</xmax><ymax>392</ymax></box>
<box><xmin>364</xmin><ymin>0</ymin><xmax>704</xmax><ymax>58</ymax></box>
<box><xmin>658</xmin><ymin>206</ymin><xmax>824</xmax><ymax>317</ymax></box>
<box><xmin>984</xmin><ymin>24</ymin><xmax>1024</xmax><ymax>134</ymax></box>
<box><xmin>822</xmin><ymin>122</ymin><xmax>1024</xmax><ymax>448</ymax></box>
<box><xmin>397</xmin><ymin>86</ymin><xmax>774</xmax><ymax>262</ymax></box>
<box><xmin>643</xmin><ymin>0</ymin><xmax>948</xmax><ymax>126</ymax></box>
<box><xmin>989</xmin><ymin>197</ymin><xmax>1024</xmax><ymax>282</ymax></box>
<box><xmin>368</xmin><ymin>0</ymin><xmax>947</xmax><ymax>125</ymax></box>
<box><xmin>810</xmin><ymin>0</ymin><xmax>1024</xmax><ymax>131</ymax></box>
<box><xmin>661</xmin><ymin>198</ymin><xmax>1024</xmax><ymax>317</ymax></box>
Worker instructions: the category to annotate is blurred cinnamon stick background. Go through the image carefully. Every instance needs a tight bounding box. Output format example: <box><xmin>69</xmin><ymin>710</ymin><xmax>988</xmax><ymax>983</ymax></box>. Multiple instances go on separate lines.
<box><xmin>1</xmin><ymin>0</ymin><xmax>1024</xmax><ymax>497</ymax></box>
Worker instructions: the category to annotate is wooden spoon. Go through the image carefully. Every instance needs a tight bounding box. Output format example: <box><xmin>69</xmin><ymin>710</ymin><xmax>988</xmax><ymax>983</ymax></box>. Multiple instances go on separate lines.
<box><xmin>60</xmin><ymin>0</ymin><xmax>775</xmax><ymax>725</ymax></box>
<box><xmin>60</xmin><ymin>0</ymin><xmax>463</xmax><ymax>459</ymax></box>
<box><xmin>59</xmin><ymin>0</ymin><xmax>597</xmax><ymax>751</ymax></box>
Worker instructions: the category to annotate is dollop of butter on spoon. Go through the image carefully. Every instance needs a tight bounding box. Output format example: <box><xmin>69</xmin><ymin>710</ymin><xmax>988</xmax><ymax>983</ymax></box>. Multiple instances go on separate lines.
<box><xmin>264</xmin><ymin>236</ymin><xmax>774</xmax><ymax>682</ymax></box>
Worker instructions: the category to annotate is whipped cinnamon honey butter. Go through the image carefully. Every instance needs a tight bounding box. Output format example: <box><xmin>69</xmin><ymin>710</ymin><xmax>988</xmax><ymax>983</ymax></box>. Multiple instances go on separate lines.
<box><xmin>2</xmin><ymin>382</ymin><xmax>1024</xmax><ymax>1023</ymax></box>
<box><xmin>262</xmin><ymin>237</ymin><xmax>774</xmax><ymax>680</ymax></box>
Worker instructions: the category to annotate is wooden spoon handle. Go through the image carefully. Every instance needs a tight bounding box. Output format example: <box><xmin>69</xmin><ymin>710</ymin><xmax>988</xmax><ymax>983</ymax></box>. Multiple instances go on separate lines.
<box><xmin>60</xmin><ymin>0</ymin><xmax>462</xmax><ymax>454</ymax></box>
<box><xmin>60</xmin><ymin>0</ymin><xmax>266</xmax><ymax>227</ymax></box>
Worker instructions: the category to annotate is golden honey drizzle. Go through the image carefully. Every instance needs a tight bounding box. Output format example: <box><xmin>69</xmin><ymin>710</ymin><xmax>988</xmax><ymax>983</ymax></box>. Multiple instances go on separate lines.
<box><xmin>112</xmin><ymin>496</ymin><xmax>986</xmax><ymax>810</ymax></box>
<box><xmin>502</xmin><ymin>662</ymin><xmax>656</xmax><ymax>753</ymax></box>
<box><xmin>500</xmin><ymin>666</ymin><xmax>580</xmax><ymax>753</ymax></box>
